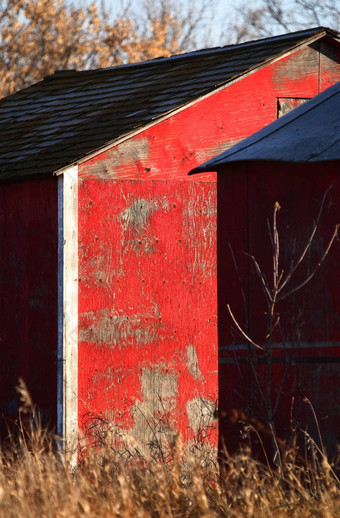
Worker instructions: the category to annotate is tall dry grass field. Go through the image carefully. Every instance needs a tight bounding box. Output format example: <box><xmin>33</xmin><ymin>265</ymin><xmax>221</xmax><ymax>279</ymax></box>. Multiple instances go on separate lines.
<box><xmin>1</xmin><ymin>422</ymin><xmax>340</xmax><ymax>517</ymax></box>
<box><xmin>0</xmin><ymin>380</ymin><xmax>338</xmax><ymax>517</ymax></box>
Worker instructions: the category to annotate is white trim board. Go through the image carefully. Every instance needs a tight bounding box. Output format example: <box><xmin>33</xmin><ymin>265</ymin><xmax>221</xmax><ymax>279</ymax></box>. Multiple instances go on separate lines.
<box><xmin>57</xmin><ymin>165</ymin><xmax>78</xmax><ymax>464</ymax></box>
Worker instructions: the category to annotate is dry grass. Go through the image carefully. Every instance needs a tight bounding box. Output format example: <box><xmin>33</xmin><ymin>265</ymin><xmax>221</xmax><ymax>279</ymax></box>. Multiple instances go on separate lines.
<box><xmin>0</xmin><ymin>380</ymin><xmax>338</xmax><ymax>517</ymax></box>
<box><xmin>1</xmin><ymin>419</ymin><xmax>340</xmax><ymax>518</ymax></box>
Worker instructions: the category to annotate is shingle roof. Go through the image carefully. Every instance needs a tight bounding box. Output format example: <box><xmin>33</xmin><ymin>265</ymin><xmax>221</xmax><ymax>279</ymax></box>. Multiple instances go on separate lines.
<box><xmin>0</xmin><ymin>26</ymin><xmax>339</xmax><ymax>180</ymax></box>
<box><xmin>190</xmin><ymin>81</ymin><xmax>340</xmax><ymax>173</ymax></box>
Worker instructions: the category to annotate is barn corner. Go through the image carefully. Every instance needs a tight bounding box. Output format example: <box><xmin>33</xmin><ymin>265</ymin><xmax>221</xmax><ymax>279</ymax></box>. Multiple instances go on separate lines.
<box><xmin>57</xmin><ymin>165</ymin><xmax>79</xmax><ymax>461</ymax></box>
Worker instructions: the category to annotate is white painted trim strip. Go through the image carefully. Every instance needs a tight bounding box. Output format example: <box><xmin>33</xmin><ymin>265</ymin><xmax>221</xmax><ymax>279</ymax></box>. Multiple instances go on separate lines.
<box><xmin>57</xmin><ymin>165</ymin><xmax>78</xmax><ymax>464</ymax></box>
<box><xmin>54</xmin><ymin>34</ymin><xmax>326</xmax><ymax>176</ymax></box>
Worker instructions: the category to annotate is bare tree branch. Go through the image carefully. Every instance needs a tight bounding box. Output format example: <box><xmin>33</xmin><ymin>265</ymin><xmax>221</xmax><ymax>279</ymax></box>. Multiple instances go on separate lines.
<box><xmin>279</xmin><ymin>223</ymin><xmax>339</xmax><ymax>301</ymax></box>
<box><xmin>227</xmin><ymin>305</ymin><xmax>263</xmax><ymax>350</ymax></box>
<box><xmin>277</xmin><ymin>185</ymin><xmax>334</xmax><ymax>296</ymax></box>
<box><xmin>226</xmin><ymin>0</ymin><xmax>340</xmax><ymax>44</ymax></box>
<box><xmin>228</xmin><ymin>242</ymin><xmax>249</xmax><ymax>330</ymax></box>
<box><xmin>244</xmin><ymin>253</ymin><xmax>272</xmax><ymax>302</ymax></box>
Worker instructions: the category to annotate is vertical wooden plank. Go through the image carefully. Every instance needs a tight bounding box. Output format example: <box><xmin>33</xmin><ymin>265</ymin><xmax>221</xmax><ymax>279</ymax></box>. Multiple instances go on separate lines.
<box><xmin>58</xmin><ymin>166</ymin><xmax>78</xmax><ymax>460</ymax></box>
<box><xmin>77</xmin><ymin>178</ymin><xmax>218</xmax><ymax>449</ymax></box>
<box><xmin>0</xmin><ymin>177</ymin><xmax>58</xmax><ymax>440</ymax></box>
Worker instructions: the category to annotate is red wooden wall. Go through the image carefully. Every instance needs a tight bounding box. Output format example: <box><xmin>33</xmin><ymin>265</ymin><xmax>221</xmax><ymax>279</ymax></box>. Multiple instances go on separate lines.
<box><xmin>0</xmin><ymin>38</ymin><xmax>338</xmax><ymax>452</ymax></box>
<box><xmin>217</xmin><ymin>161</ymin><xmax>340</xmax><ymax>455</ymax></box>
<box><xmin>78</xmin><ymin>39</ymin><xmax>340</xmax><ymax>451</ymax></box>
<box><xmin>78</xmin><ymin>180</ymin><xmax>218</xmax><ymax>445</ymax></box>
<box><xmin>0</xmin><ymin>177</ymin><xmax>58</xmax><ymax>438</ymax></box>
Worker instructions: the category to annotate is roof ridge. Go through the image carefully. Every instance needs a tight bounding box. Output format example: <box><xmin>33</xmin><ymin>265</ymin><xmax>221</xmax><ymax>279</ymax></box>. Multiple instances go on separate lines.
<box><xmin>45</xmin><ymin>26</ymin><xmax>335</xmax><ymax>81</ymax></box>
<box><xmin>1</xmin><ymin>26</ymin><xmax>339</xmax><ymax>180</ymax></box>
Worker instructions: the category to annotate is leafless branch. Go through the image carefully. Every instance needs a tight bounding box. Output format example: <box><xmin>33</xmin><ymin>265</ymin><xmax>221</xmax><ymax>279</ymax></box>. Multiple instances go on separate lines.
<box><xmin>247</xmin><ymin>355</ymin><xmax>267</xmax><ymax>408</ymax></box>
<box><xmin>272</xmin><ymin>356</ymin><xmax>291</xmax><ymax>418</ymax></box>
<box><xmin>277</xmin><ymin>185</ymin><xmax>334</xmax><ymax>295</ymax></box>
<box><xmin>273</xmin><ymin>201</ymin><xmax>281</xmax><ymax>290</ymax></box>
<box><xmin>227</xmin><ymin>0</ymin><xmax>340</xmax><ymax>44</ymax></box>
<box><xmin>228</xmin><ymin>242</ymin><xmax>248</xmax><ymax>329</ymax></box>
<box><xmin>279</xmin><ymin>223</ymin><xmax>339</xmax><ymax>301</ymax></box>
<box><xmin>227</xmin><ymin>188</ymin><xmax>339</xmax><ymax>459</ymax></box>
<box><xmin>227</xmin><ymin>305</ymin><xmax>263</xmax><ymax>350</ymax></box>
<box><xmin>244</xmin><ymin>253</ymin><xmax>272</xmax><ymax>303</ymax></box>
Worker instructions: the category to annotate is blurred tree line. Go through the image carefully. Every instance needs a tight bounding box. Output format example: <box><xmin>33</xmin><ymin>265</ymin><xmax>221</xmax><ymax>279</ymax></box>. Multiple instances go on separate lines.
<box><xmin>0</xmin><ymin>0</ymin><xmax>339</xmax><ymax>96</ymax></box>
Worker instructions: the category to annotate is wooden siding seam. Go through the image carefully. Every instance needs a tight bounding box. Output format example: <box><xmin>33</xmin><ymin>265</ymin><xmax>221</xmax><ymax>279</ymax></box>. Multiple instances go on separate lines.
<box><xmin>219</xmin><ymin>341</ymin><xmax>340</xmax><ymax>351</ymax></box>
<box><xmin>57</xmin><ymin>176</ymin><xmax>64</xmax><ymax>440</ymax></box>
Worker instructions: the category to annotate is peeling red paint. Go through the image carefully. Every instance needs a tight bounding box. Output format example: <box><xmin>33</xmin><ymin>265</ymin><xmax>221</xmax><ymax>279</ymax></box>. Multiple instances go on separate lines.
<box><xmin>76</xmin><ymin>41</ymin><xmax>340</xmax><ymax>450</ymax></box>
<box><xmin>1</xmin><ymin>37</ymin><xmax>339</xmax><ymax>453</ymax></box>
<box><xmin>78</xmin><ymin>179</ymin><xmax>218</xmax><ymax>443</ymax></box>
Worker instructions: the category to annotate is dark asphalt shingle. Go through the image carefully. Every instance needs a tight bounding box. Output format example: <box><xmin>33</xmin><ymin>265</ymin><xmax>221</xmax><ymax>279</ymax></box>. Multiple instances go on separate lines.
<box><xmin>0</xmin><ymin>26</ymin><xmax>338</xmax><ymax>180</ymax></box>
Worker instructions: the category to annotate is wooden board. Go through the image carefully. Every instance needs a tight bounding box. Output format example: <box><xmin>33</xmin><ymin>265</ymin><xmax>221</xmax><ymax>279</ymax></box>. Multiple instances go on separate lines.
<box><xmin>0</xmin><ymin>177</ymin><xmax>58</xmax><ymax>438</ymax></box>
<box><xmin>77</xmin><ymin>40</ymin><xmax>340</xmax><ymax>451</ymax></box>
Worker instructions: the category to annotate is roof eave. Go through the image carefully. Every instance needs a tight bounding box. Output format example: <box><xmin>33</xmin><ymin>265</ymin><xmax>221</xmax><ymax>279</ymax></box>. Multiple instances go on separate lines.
<box><xmin>189</xmin><ymin>156</ymin><xmax>340</xmax><ymax>175</ymax></box>
<box><xmin>54</xmin><ymin>29</ymin><xmax>332</xmax><ymax>175</ymax></box>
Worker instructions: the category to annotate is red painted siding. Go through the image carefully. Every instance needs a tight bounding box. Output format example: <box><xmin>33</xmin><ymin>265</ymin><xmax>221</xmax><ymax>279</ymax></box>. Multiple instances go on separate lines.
<box><xmin>78</xmin><ymin>179</ymin><xmax>218</xmax><ymax>444</ymax></box>
<box><xmin>0</xmin><ymin>177</ymin><xmax>58</xmax><ymax>437</ymax></box>
<box><xmin>78</xmin><ymin>40</ymin><xmax>340</xmax><ymax>450</ymax></box>
<box><xmin>218</xmin><ymin>161</ymin><xmax>340</xmax><ymax>454</ymax></box>
<box><xmin>82</xmin><ymin>42</ymin><xmax>340</xmax><ymax>184</ymax></box>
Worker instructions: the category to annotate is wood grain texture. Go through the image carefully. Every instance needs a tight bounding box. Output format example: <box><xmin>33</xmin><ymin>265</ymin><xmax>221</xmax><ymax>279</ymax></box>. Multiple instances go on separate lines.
<box><xmin>76</xmin><ymin>41</ymin><xmax>340</xmax><ymax>450</ymax></box>
<box><xmin>0</xmin><ymin>177</ymin><xmax>58</xmax><ymax>439</ymax></box>
<box><xmin>218</xmin><ymin>161</ymin><xmax>340</xmax><ymax>454</ymax></box>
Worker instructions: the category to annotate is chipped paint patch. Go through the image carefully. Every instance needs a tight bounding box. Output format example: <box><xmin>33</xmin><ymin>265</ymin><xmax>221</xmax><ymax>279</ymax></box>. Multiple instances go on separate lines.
<box><xmin>79</xmin><ymin>309</ymin><xmax>158</xmax><ymax>346</ymax></box>
<box><xmin>79</xmin><ymin>248</ymin><xmax>115</xmax><ymax>288</ymax></box>
<box><xmin>186</xmin><ymin>345</ymin><xmax>202</xmax><ymax>380</ymax></box>
<box><xmin>130</xmin><ymin>367</ymin><xmax>178</xmax><ymax>447</ymax></box>
<box><xmin>121</xmin><ymin>196</ymin><xmax>170</xmax><ymax>232</ymax></box>
<box><xmin>127</xmin><ymin>236</ymin><xmax>157</xmax><ymax>256</ymax></box>
<box><xmin>196</xmin><ymin>139</ymin><xmax>243</xmax><ymax>164</ymax></box>
<box><xmin>120</xmin><ymin>196</ymin><xmax>171</xmax><ymax>257</ymax></box>
<box><xmin>186</xmin><ymin>397</ymin><xmax>216</xmax><ymax>434</ymax></box>
<box><xmin>81</xmin><ymin>138</ymin><xmax>150</xmax><ymax>178</ymax></box>
<box><xmin>121</xmin><ymin>198</ymin><xmax>159</xmax><ymax>232</ymax></box>
<box><xmin>272</xmin><ymin>45</ymin><xmax>318</xmax><ymax>86</ymax></box>
<box><xmin>182</xmin><ymin>184</ymin><xmax>217</xmax><ymax>276</ymax></box>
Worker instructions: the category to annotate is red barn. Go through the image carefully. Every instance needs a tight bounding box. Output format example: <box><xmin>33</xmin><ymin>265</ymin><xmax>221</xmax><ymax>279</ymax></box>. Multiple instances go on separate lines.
<box><xmin>0</xmin><ymin>27</ymin><xmax>339</xmax><ymax>455</ymax></box>
<box><xmin>191</xmin><ymin>81</ymin><xmax>340</xmax><ymax>454</ymax></box>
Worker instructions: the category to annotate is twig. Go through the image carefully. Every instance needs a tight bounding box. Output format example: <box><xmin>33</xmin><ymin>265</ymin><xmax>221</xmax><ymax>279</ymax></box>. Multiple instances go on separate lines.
<box><xmin>244</xmin><ymin>252</ymin><xmax>272</xmax><ymax>302</ymax></box>
<box><xmin>227</xmin><ymin>304</ymin><xmax>263</xmax><ymax>350</ymax></box>
<box><xmin>279</xmin><ymin>224</ymin><xmax>339</xmax><ymax>301</ymax></box>
<box><xmin>272</xmin><ymin>355</ymin><xmax>291</xmax><ymax>418</ymax></box>
<box><xmin>228</xmin><ymin>242</ymin><xmax>248</xmax><ymax>330</ymax></box>
<box><xmin>277</xmin><ymin>185</ymin><xmax>333</xmax><ymax>294</ymax></box>
<box><xmin>273</xmin><ymin>201</ymin><xmax>280</xmax><ymax>290</ymax></box>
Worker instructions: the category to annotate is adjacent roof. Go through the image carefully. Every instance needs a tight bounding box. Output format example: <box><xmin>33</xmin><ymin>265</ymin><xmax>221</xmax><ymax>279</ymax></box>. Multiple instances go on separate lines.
<box><xmin>0</xmin><ymin>26</ymin><xmax>339</xmax><ymax>180</ymax></box>
<box><xmin>190</xmin><ymin>81</ymin><xmax>340</xmax><ymax>174</ymax></box>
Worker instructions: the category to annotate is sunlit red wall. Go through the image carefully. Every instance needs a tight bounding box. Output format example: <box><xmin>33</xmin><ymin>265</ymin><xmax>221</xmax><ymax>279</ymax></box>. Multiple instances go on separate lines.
<box><xmin>77</xmin><ymin>39</ymin><xmax>340</xmax><ymax>450</ymax></box>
